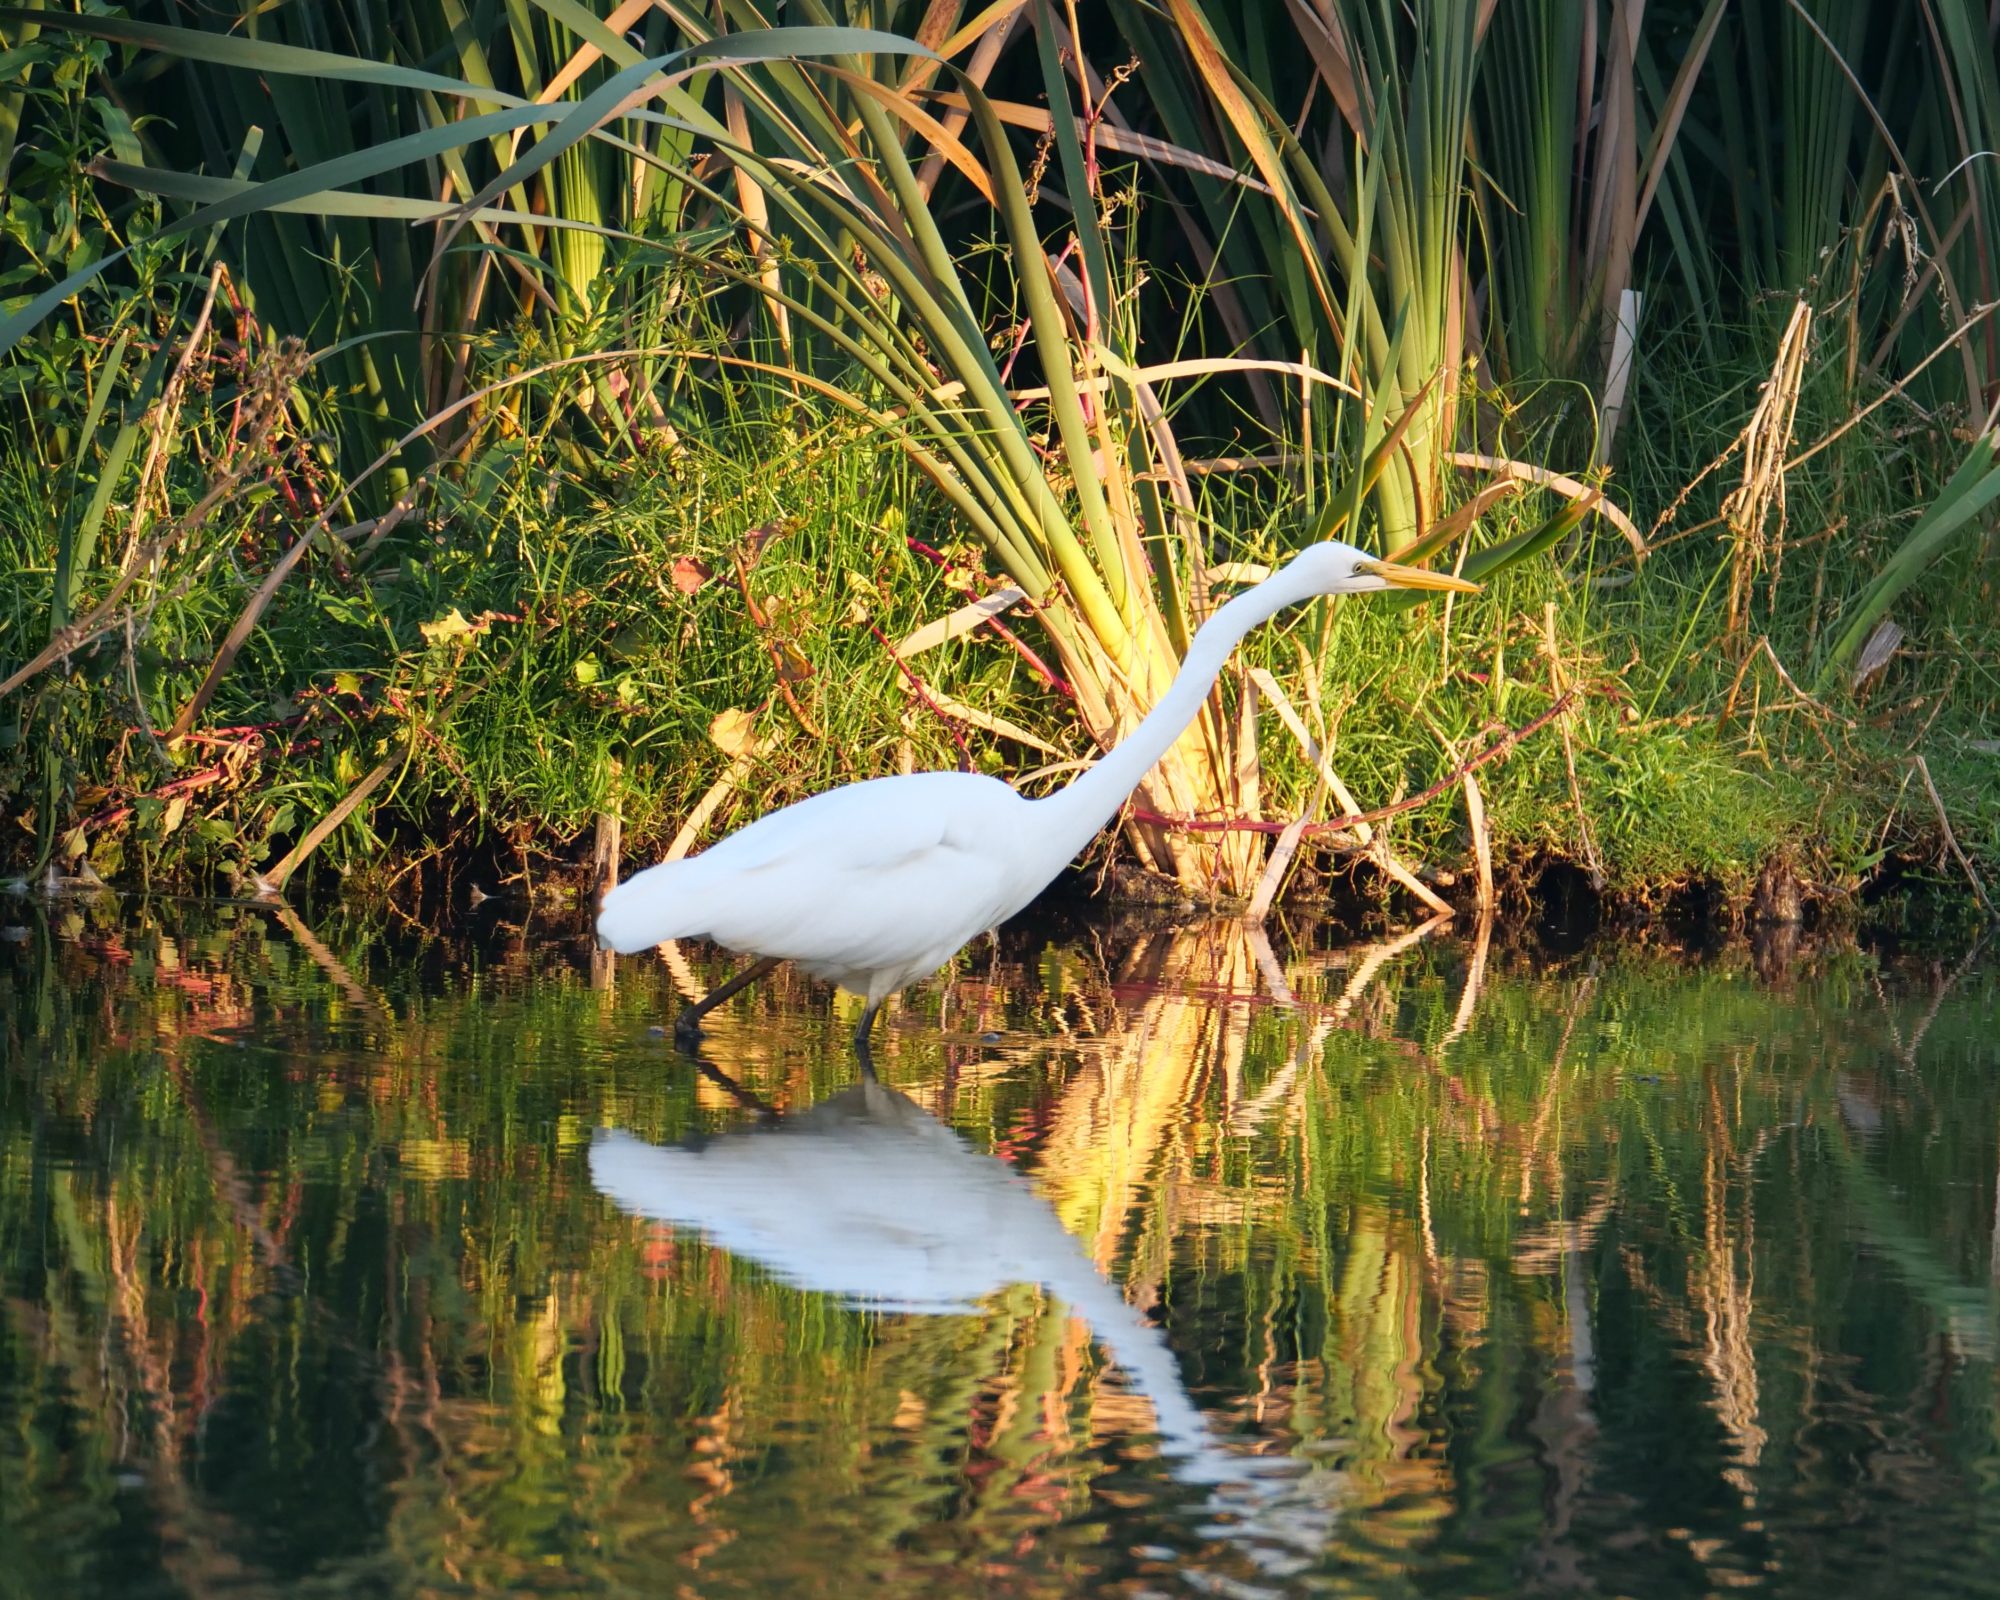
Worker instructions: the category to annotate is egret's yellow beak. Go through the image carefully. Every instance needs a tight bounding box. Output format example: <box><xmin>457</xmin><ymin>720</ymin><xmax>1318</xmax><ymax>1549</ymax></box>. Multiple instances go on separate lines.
<box><xmin>1359</xmin><ymin>558</ymin><xmax>1481</xmax><ymax>594</ymax></box>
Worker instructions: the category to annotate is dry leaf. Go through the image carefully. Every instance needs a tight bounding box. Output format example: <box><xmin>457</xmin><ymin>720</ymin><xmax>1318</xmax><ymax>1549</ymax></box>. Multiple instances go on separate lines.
<box><xmin>670</xmin><ymin>556</ymin><xmax>712</xmax><ymax>594</ymax></box>
<box><xmin>162</xmin><ymin>795</ymin><xmax>188</xmax><ymax>836</ymax></box>
<box><xmin>895</xmin><ymin>587</ymin><xmax>1028</xmax><ymax>657</ymax></box>
<box><xmin>773</xmin><ymin>640</ymin><xmax>814</xmax><ymax>683</ymax></box>
<box><xmin>761</xmin><ymin>593</ymin><xmax>797</xmax><ymax>630</ymax></box>
<box><xmin>741</xmin><ymin>518</ymin><xmax>797</xmax><ymax>563</ymax></box>
<box><xmin>709</xmin><ymin>707</ymin><xmax>759</xmax><ymax>757</ymax></box>
<box><xmin>419</xmin><ymin>608</ymin><xmax>478</xmax><ymax>647</ymax></box>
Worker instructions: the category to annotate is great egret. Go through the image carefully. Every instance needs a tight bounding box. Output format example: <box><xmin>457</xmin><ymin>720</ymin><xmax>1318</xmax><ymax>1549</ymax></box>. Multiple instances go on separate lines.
<box><xmin>598</xmin><ymin>539</ymin><xmax>1476</xmax><ymax>1046</ymax></box>
<box><xmin>590</xmin><ymin>1077</ymin><xmax>1265</xmax><ymax>1483</ymax></box>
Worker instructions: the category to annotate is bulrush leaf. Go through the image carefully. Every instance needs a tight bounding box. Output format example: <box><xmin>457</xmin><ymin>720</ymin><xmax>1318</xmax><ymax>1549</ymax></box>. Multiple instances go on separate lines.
<box><xmin>1817</xmin><ymin>432</ymin><xmax>2000</xmax><ymax>690</ymax></box>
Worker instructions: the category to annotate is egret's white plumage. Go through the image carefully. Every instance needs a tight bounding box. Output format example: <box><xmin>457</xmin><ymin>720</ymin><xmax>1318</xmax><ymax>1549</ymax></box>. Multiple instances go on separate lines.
<box><xmin>598</xmin><ymin>540</ymin><xmax>1475</xmax><ymax>1042</ymax></box>
<box><xmin>589</xmin><ymin>1081</ymin><xmax>1247</xmax><ymax>1478</ymax></box>
<box><xmin>598</xmin><ymin>771</ymin><xmax>1032</xmax><ymax>1001</ymax></box>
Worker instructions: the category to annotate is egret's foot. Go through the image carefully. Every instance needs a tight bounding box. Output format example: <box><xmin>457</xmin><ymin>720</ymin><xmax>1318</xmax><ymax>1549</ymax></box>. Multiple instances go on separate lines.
<box><xmin>671</xmin><ymin>955</ymin><xmax>781</xmax><ymax>1052</ymax></box>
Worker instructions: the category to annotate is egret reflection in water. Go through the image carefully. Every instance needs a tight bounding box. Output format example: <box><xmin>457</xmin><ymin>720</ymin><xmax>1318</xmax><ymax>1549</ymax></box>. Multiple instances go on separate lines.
<box><xmin>590</xmin><ymin>1071</ymin><xmax>1276</xmax><ymax>1491</ymax></box>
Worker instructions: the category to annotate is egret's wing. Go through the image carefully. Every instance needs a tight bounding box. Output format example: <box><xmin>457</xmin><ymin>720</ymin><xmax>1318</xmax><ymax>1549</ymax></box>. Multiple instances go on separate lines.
<box><xmin>687</xmin><ymin>774</ymin><xmax>1030</xmax><ymax>971</ymax></box>
<box><xmin>703</xmin><ymin>773</ymin><xmax>1008</xmax><ymax>878</ymax></box>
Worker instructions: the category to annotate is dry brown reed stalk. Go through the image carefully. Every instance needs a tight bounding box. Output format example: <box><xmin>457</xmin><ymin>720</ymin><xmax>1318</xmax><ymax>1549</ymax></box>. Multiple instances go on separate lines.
<box><xmin>1243</xmin><ymin>795</ymin><xmax>1318</xmax><ymax>926</ymax></box>
<box><xmin>1462</xmin><ymin>769</ymin><xmax>1495</xmax><ymax>914</ymax></box>
<box><xmin>1790</xmin><ymin>297</ymin><xmax>2000</xmax><ymax>473</ymax></box>
<box><xmin>1438</xmin><ymin>452</ymin><xmax>1647</xmax><ymax>556</ymax></box>
<box><xmin>1243</xmin><ymin>665</ymin><xmax>1453</xmax><ymax>917</ymax></box>
<box><xmin>0</xmin><ymin>269</ymin><xmax>283</xmax><ymax>703</ymax></box>
<box><xmin>161</xmin><ymin>339</ymin><xmax>361</xmax><ymax>743</ymax></box>
<box><xmin>1913</xmin><ymin>753</ymin><xmax>1995</xmax><ymax>916</ymax></box>
<box><xmin>129</xmin><ymin>262</ymin><xmax>229</xmax><ymax>541</ymax></box>
<box><xmin>1543</xmin><ymin>603</ymin><xmax>1605</xmax><ymax>889</ymax></box>
<box><xmin>253</xmin><ymin>743</ymin><xmax>408</xmax><ymax>896</ymax></box>
<box><xmin>590</xmin><ymin>765</ymin><xmax>623</xmax><ymax>903</ymax></box>
<box><xmin>1721</xmin><ymin>300</ymin><xmax>1813</xmax><ymax>650</ymax></box>
<box><xmin>1716</xmin><ymin>635</ymin><xmax>1852</xmax><ymax>764</ymax></box>
<box><xmin>1133</xmin><ymin>686</ymin><xmax>1584</xmax><ymax>840</ymax></box>
<box><xmin>1223</xmin><ymin>668</ymin><xmax>1266</xmax><ymax>891</ymax></box>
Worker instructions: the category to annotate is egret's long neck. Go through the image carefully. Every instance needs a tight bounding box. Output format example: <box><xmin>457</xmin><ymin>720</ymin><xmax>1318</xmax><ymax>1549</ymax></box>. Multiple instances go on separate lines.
<box><xmin>1034</xmin><ymin>568</ymin><xmax>1320</xmax><ymax>856</ymax></box>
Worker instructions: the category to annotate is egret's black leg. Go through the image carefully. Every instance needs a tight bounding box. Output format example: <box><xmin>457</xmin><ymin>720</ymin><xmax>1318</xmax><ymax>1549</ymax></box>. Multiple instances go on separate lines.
<box><xmin>851</xmin><ymin>1000</ymin><xmax>884</xmax><ymax>1080</ymax></box>
<box><xmin>673</xmin><ymin>955</ymin><xmax>782</xmax><ymax>1047</ymax></box>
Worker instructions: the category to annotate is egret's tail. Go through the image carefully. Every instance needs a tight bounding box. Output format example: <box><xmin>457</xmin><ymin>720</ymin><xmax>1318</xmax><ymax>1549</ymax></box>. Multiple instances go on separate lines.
<box><xmin>596</xmin><ymin>860</ymin><xmax>709</xmax><ymax>953</ymax></box>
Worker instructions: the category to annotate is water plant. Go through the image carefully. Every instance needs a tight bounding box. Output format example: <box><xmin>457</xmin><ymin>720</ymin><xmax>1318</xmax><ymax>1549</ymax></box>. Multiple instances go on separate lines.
<box><xmin>0</xmin><ymin>0</ymin><xmax>1994</xmax><ymax>909</ymax></box>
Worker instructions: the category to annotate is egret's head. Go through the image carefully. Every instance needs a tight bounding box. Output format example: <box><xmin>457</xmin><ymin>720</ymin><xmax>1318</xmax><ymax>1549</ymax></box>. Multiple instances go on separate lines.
<box><xmin>1288</xmin><ymin>538</ymin><xmax>1481</xmax><ymax>596</ymax></box>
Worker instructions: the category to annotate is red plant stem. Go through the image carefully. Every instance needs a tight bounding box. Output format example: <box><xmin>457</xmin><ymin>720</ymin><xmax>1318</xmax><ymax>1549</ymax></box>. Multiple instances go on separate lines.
<box><xmin>83</xmin><ymin>737</ymin><xmax>323</xmax><ymax>833</ymax></box>
<box><xmin>903</xmin><ymin>537</ymin><xmax>1074</xmax><ymax>698</ymax></box>
<box><xmin>869</xmin><ymin>621</ymin><xmax>973</xmax><ymax>772</ymax></box>
<box><xmin>174</xmin><ymin>716</ymin><xmax>306</xmax><ymax>746</ymax></box>
<box><xmin>979</xmin><ymin>612</ymin><xmax>1076</xmax><ymax>699</ymax></box>
<box><xmin>1129</xmin><ymin>688</ymin><xmax>1585</xmax><ymax>839</ymax></box>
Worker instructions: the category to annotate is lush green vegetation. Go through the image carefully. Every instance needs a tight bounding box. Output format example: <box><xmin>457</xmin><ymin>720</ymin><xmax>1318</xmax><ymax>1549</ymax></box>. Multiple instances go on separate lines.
<box><xmin>1</xmin><ymin>0</ymin><xmax>1996</xmax><ymax>914</ymax></box>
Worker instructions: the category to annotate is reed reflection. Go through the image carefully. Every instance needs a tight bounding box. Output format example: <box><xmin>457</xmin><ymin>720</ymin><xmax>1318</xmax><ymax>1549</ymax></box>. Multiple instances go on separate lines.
<box><xmin>7</xmin><ymin>903</ymin><xmax>1999</xmax><ymax>1598</ymax></box>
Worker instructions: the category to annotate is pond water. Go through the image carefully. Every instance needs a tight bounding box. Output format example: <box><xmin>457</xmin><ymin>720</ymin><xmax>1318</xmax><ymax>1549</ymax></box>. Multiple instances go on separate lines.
<box><xmin>2</xmin><ymin>900</ymin><xmax>1996</xmax><ymax>1598</ymax></box>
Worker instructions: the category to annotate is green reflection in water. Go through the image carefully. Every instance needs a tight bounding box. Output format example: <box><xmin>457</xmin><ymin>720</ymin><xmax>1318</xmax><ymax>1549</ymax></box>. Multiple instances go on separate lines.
<box><xmin>1</xmin><ymin>901</ymin><xmax>1996</xmax><ymax>1598</ymax></box>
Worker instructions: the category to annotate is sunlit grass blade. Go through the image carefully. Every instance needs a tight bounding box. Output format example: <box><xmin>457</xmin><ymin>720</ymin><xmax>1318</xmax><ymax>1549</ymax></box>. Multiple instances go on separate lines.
<box><xmin>1815</xmin><ymin>431</ymin><xmax>2000</xmax><ymax>689</ymax></box>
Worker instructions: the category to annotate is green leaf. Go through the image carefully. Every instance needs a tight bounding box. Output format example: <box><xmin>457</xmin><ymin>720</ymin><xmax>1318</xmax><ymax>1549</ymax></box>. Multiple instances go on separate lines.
<box><xmin>0</xmin><ymin>8</ymin><xmax>511</xmax><ymax>102</ymax></box>
<box><xmin>0</xmin><ymin>102</ymin><xmax>557</xmax><ymax>361</ymax></box>
<box><xmin>1816</xmin><ymin>432</ymin><xmax>2000</xmax><ymax>690</ymax></box>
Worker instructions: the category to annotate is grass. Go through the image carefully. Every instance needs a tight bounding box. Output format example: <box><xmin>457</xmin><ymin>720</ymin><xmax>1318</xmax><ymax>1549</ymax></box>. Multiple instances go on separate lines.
<box><xmin>3</xmin><ymin>307</ymin><xmax>1991</xmax><ymax>918</ymax></box>
<box><xmin>2</xmin><ymin>3</ymin><xmax>1997</xmax><ymax>920</ymax></box>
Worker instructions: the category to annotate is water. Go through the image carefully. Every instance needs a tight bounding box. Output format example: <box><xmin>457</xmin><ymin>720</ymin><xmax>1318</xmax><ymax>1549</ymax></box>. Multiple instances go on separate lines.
<box><xmin>2</xmin><ymin>900</ymin><xmax>1996</xmax><ymax>1598</ymax></box>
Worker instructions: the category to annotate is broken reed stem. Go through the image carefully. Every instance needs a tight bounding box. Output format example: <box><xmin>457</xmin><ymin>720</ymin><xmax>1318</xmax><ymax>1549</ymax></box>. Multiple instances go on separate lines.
<box><xmin>121</xmin><ymin>261</ymin><xmax>229</xmax><ymax>573</ymax></box>
<box><xmin>588</xmin><ymin>800</ymin><xmax>620</xmax><ymax>990</ymax></box>
<box><xmin>1</xmin><ymin>271</ymin><xmax>240</xmax><ymax>704</ymax></box>
<box><xmin>870</xmin><ymin>621</ymin><xmax>973</xmax><ymax>770</ymax></box>
<box><xmin>1913</xmin><ymin>754</ymin><xmax>1994</xmax><ymax>917</ymax></box>
<box><xmin>1131</xmin><ymin>686</ymin><xmax>1584</xmax><ymax>841</ymax></box>
<box><xmin>591</xmin><ymin>767</ymin><xmax>623</xmax><ymax>910</ymax></box>
<box><xmin>1545</xmin><ymin>603</ymin><xmax>1605</xmax><ymax>889</ymax></box>
<box><xmin>1242</xmin><ymin>663</ymin><xmax>1450</xmax><ymax>917</ymax></box>
<box><xmin>1462</xmin><ymin>768</ymin><xmax>1495</xmax><ymax>914</ymax></box>
<box><xmin>257</xmin><ymin>745</ymin><xmax>407</xmax><ymax>895</ymax></box>
<box><xmin>165</xmin><ymin>380</ymin><xmax>408</xmax><ymax>743</ymax></box>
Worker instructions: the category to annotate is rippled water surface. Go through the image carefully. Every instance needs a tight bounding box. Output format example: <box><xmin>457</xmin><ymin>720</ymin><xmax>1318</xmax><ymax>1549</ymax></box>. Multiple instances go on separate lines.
<box><xmin>3</xmin><ymin>900</ymin><xmax>1997</xmax><ymax>1598</ymax></box>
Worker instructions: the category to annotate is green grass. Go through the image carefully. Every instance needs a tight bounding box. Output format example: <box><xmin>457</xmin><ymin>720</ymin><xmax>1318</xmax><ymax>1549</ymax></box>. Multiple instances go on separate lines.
<box><xmin>3</xmin><ymin>6</ymin><xmax>2000</xmax><ymax>920</ymax></box>
<box><xmin>3</xmin><ymin>321</ymin><xmax>1990</xmax><ymax>916</ymax></box>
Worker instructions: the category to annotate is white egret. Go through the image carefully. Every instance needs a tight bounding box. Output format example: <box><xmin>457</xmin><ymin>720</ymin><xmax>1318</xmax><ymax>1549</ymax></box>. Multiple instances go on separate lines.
<box><xmin>597</xmin><ymin>539</ymin><xmax>1476</xmax><ymax>1047</ymax></box>
<box><xmin>590</xmin><ymin>1078</ymin><xmax>1262</xmax><ymax>1483</ymax></box>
